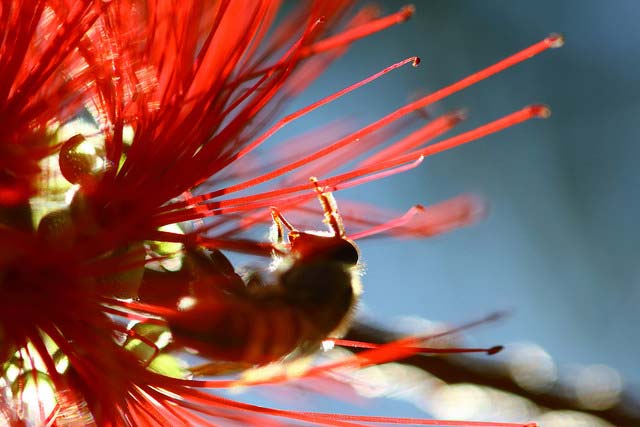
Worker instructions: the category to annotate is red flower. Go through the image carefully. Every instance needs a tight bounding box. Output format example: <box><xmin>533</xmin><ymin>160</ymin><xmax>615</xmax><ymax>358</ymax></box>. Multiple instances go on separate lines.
<box><xmin>0</xmin><ymin>1</ymin><xmax>561</xmax><ymax>426</ymax></box>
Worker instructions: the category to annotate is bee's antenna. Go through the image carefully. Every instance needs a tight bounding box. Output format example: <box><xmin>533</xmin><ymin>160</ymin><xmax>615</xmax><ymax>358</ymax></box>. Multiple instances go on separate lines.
<box><xmin>310</xmin><ymin>176</ymin><xmax>346</xmax><ymax>237</ymax></box>
<box><xmin>270</xmin><ymin>207</ymin><xmax>299</xmax><ymax>248</ymax></box>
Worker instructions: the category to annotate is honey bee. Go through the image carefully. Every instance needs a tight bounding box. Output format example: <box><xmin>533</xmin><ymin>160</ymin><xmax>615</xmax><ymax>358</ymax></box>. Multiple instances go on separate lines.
<box><xmin>166</xmin><ymin>178</ymin><xmax>362</xmax><ymax>374</ymax></box>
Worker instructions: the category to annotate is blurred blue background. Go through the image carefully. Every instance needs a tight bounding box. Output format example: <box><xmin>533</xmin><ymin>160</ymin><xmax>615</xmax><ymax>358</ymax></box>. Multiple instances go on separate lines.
<box><xmin>337</xmin><ymin>0</ymin><xmax>640</xmax><ymax>379</ymax></box>
<box><xmin>234</xmin><ymin>1</ymin><xmax>639</xmax><ymax>425</ymax></box>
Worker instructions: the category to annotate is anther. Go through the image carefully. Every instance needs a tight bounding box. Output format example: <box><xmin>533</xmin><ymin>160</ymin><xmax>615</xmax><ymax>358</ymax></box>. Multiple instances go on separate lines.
<box><xmin>529</xmin><ymin>104</ymin><xmax>552</xmax><ymax>119</ymax></box>
<box><xmin>546</xmin><ymin>33</ymin><xmax>565</xmax><ymax>48</ymax></box>
<box><xmin>399</xmin><ymin>5</ymin><xmax>416</xmax><ymax>22</ymax></box>
<box><xmin>487</xmin><ymin>345</ymin><xmax>504</xmax><ymax>355</ymax></box>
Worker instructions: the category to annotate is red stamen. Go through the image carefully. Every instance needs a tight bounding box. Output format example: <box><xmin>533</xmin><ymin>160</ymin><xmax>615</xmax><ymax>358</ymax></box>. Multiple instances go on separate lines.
<box><xmin>332</xmin><ymin>338</ymin><xmax>503</xmax><ymax>356</ymax></box>
<box><xmin>172</xmin><ymin>35</ymin><xmax>561</xmax><ymax>207</ymax></box>
<box><xmin>157</xmin><ymin>386</ymin><xmax>537</xmax><ymax>427</ymax></box>
<box><xmin>301</xmin><ymin>6</ymin><xmax>415</xmax><ymax>57</ymax></box>
<box><xmin>235</xmin><ymin>6</ymin><xmax>415</xmax><ymax>84</ymax></box>
<box><xmin>169</xmin><ymin>105</ymin><xmax>511</xmax><ymax>242</ymax></box>
<box><xmin>403</xmin><ymin>105</ymin><xmax>551</xmax><ymax>160</ymax></box>
<box><xmin>348</xmin><ymin>205</ymin><xmax>426</xmax><ymax>240</ymax></box>
<box><xmin>304</xmin><ymin>312</ymin><xmax>507</xmax><ymax>375</ymax></box>
<box><xmin>360</xmin><ymin>110</ymin><xmax>466</xmax><ymax>167</ymax></box>
<box><xmin>234</xmin><ymin>56</ymin><xmax>419</xmax><ymax>163</ymax></box>
<box><xmin>157</xmin><ymin>55</ymin><xmax>420</xmax><ymax>215</ymax></box>
<box><xmin>298</xmin><ymin>413</ymin><xmax>537</xmax><ymax>427</ymax></box>
<box><xmin>180</xmin><ymin>104</ymin><xmax>547</xmax><ymax>221</ymax></box>
<box><xmin>340</xmin><ymin>195</ymin><xmax>484</xmax><ymax>240</ymax></box>
<box><xmin>330</xmin><ymin>105</ymin><xmax>550</xmax><ymax>191</ymax></box>
<box><xmin>150</xmin><ymin>157</ymin><xmax>423</xmax><ymax>226</ymax></box>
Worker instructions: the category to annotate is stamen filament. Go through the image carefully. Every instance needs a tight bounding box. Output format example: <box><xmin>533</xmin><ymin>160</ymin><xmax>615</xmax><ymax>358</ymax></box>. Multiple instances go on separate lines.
<box><xmin>177</xmin><ymin>35</ymin><xmax>561</xmax><ymax>206</ymax></box>
<box><xmin>332</xmin><ymin>338</ymin><xmax>503</xmax><ymax>355</ymax></box>
<box><xmin>235</xmin><ymin>6</ymin><xmax>416</xmax><ymax>84</ymax></box>
<box><xmin>155</xmin><ymin>100</ymin><xmax>546</xmax><ymax>225</ymax></box>
<box><xmin>354</xmin><ymin>105</ymin><xmax>550</xmax><ymax>177</ymax></box>
<box><xmin>151</xmin><ymin>157</ymin><xmax>423</xmax><ymax>226</ymax></box>
<box><xmin>158</xmin><ymin>55</ymin><xmax>420</xmax><ymax>214</ymax></box>
<box><xmin>301</xmin><ymin>6</ymin><xmax>415</xmax><ymax>57</ymax></box>
<box><xmin>359</xmin><ymin>110</ymin><xmax>466</xmax><ymax>167</ymax></box>
<box><xmin>231</xmin><ymin>57</ymin><xmax>419</xmax><ymax>163</ymax></box>
<box><xmin>348</xmin><ymin>205</ymin><xmax>425</xmax><ymax>240</ymax></box>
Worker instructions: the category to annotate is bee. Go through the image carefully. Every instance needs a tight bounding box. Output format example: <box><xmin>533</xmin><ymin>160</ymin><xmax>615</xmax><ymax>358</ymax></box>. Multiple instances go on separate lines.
<box><xmin>166</xmin><ymin>178</ymin><xmax>362</xmax><ymax>374</ymax></box>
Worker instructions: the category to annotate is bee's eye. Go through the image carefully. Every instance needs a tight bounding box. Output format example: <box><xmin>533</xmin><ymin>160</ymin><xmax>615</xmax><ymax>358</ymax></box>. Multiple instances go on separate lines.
<box><xmin>330</xmin><ymin>239</ymin><xmax>359</xmax><ymax>265</ymax></box>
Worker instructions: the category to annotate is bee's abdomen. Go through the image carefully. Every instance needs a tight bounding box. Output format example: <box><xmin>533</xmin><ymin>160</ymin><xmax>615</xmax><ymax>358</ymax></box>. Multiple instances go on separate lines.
<box><xmin>235</xmin><ymin>303</ymin><xmax>314</xmax><ymax>364</ymax></box>
<box><xmin>168</xmin><ymin>298</ymin><xmax>316</xmax><ymax>365</ymax></box>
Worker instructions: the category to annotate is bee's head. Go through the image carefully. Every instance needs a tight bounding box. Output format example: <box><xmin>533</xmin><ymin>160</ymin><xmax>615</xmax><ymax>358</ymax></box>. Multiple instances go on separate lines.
<box><xmin>288</xmin><ymin>231</ymin><xmax>359</xmax><ymax>265</ymax></box>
